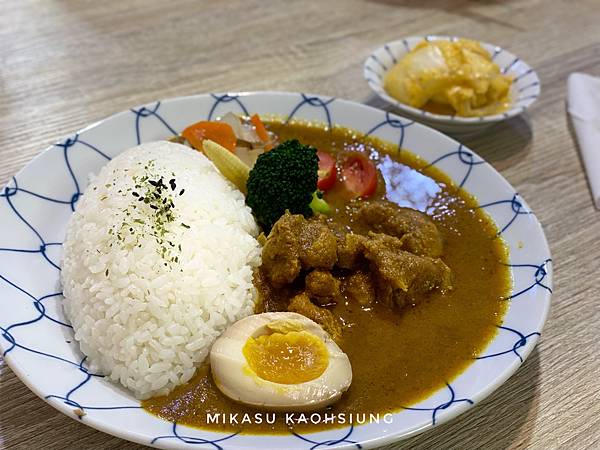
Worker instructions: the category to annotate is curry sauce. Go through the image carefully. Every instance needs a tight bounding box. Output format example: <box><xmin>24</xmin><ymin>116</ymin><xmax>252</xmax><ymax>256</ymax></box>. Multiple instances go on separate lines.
<box><xmin>143</xmin><ymin>120</ymin><xmax>511</xmax><ymax>434</ymax></box>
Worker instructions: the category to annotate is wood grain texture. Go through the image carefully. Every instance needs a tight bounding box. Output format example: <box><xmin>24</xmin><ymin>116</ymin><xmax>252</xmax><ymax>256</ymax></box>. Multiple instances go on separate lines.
<box><xmin>1</xmin><ymin>0</ymin><xmax>599</xmax><ymax>449</ymax></box>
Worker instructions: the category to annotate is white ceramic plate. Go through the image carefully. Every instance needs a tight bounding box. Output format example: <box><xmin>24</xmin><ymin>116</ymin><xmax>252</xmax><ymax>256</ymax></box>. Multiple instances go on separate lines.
<box><xmin>364</xmin><ymin>36</ymin><xmax>541</xmax><ymax>134</ymax></box>
<box><xmin>0</xmin><ymin>92</ymin><xmax>552</xmax><ymax>449</ymax></box>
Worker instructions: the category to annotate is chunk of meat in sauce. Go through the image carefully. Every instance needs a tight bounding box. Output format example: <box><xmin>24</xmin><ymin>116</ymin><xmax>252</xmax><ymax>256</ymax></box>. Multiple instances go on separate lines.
<box><xmin>253</xmin><ymin>268</ymin><xmax>291</xmax><ymax>313</ymax></box>
<box><xmin>305</xmin><ymin>270</ymin><xmax>340</xmax><ymax>306</ymax></box>
<box><xmin>337</xmin><ymin>233</ymin><xmax>368</xmax><ymax>270</ymax></box>
<box><xmin>362</xmin><ymin>233</ymin><xmax>452</xmax><ymax>308</ymax></box>
<box><xmin>288</xmin><ymin>292</ymin><xmax>342</xmax><ymax>341</ymax></box>
<box><xmin>343</xmin><ymin>270</ymin><xmax>376</xmax><ymax>307</ymax></box>
<box><xmin>355</xmin><ymin>201</ymin><xmax>444</xmax><ymax>257</ymax></box>
<box><xmin>261</xmin><ymin>214</ymin><xmax>303</xmax><ymax>286</ymax></box>
<box><xmin>261</xmin><ymin>213</ymin><xmax>337</xmax><ymax>286</ymax></box>
<box><xmin>298</xmin><ymin>218</ymin><xmax>338</xmax><ymax>270</ymax></box>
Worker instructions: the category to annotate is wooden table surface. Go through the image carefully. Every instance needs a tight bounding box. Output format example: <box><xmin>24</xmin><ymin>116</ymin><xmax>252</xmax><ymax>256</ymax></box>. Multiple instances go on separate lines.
<box><xmin>1</xmin><ymin>1</ymin><xmax>599</xmax><ymax>449</ymax></box>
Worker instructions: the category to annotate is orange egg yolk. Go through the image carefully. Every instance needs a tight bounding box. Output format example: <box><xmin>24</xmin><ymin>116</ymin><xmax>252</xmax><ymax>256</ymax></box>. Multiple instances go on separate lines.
<box><xmin>243</xmin><ymin>330</ymin><xmax>329</xmax><ymax>384</ymax></box>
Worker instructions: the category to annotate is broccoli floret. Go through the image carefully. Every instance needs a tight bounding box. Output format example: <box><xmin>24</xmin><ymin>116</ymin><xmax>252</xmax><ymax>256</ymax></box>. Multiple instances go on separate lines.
<box><xmin>246</xmin><ymin>139</ymin><xmax>326</xmax><ymax>231</ymax></box>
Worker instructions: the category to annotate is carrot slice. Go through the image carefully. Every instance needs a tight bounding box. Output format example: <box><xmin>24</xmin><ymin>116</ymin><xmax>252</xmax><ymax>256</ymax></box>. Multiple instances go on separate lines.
<box><xmin>250</xmin><ymin>114</ymin><xmax>269</xmax><ymax>141</ymax></box>
<box><xmin>182</xmin><ymin>121</ymin><xmax>237</xmax><ymax>153</ymax></box>
<box><xmin>250</xmin><ymin>114</ymin><xmax>273</xmax><ymax>151</ymax></box>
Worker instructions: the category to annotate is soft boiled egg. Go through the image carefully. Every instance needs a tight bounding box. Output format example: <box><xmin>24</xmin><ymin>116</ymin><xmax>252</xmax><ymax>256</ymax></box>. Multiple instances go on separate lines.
<box><xmin>210</xmin><ymin>312</ymin><xmax>352</xmax><ymax>411</ymax></box>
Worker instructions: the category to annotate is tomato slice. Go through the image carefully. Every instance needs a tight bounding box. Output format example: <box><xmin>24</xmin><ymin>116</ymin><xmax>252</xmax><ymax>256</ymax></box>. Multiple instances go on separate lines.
<box><xmin>317</xmin><ymin>150</ymin><xmax>337</xmax><ymax>191</ymax></box>
<box><xmin>341</xmin><ymin>153</ymin><xmax>377</xmax><ymax>198</ymax></box>
<box><xmin>182</xmin><ymin>121</ymin><xmax>237</xmax><ymax>153</ymax></box>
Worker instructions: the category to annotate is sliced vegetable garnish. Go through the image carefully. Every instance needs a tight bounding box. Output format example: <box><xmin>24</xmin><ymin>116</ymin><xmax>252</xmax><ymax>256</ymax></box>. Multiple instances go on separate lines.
<box><xmin>317</xmin><ymin>150</ymin><xmax>337</xmax><ymax>191</ymax></box>
<box><xmin>341</xmin><ymin>153</ymin><xmax>377</xmax><ymax>198</ymax></box>
<box><xmin>202</xmin><ymin>140</ymin><xmax>250</xmax><ymax>193</ymax></box>
<box><xmin>309</xmin><ymin>191</ymin><xmax>331</xmax><ymax>215</ymax></box>
<box><xmin>250</xmin><ymin>114</ymin><xmax>273</xmax><ymax>151</ymax></box>
<box><xmin>221</xmin><ymin>112</ymin><xmax>260</xmax><ymax>143</ymax></box>
<box><xmin>182</xmin><ymin>121</ymin><xmax>237</xmax><ymax>153</ymax></box>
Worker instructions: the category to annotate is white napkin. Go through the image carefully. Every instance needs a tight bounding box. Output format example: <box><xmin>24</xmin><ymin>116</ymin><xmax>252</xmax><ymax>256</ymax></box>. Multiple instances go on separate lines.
<box><xmin>567</xmin><ymin>72</ymin><xmax>600</xmax><ymax>209</ymax></box>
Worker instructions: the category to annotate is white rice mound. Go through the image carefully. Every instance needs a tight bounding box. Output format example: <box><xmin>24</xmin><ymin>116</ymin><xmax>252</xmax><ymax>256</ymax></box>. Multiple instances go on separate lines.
<box><xmin>61</xmin><ymin>141</ymin><xmax>262</xmax><ymax>399</ymax></box>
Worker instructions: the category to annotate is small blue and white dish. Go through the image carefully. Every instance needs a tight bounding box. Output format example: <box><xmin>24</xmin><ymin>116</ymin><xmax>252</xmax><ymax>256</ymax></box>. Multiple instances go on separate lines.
<box><xmin>364</xmin><ymin>36</ymin><xmax>541</xmax><ymax>134</ymax></box>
